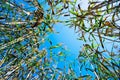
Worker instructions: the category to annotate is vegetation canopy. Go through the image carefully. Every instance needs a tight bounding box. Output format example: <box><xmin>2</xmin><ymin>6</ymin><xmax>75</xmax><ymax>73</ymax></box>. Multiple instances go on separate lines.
<box><xmin>0</xmin><ymin>0</ymin><xmax>120</xmax><ymax>79</ymax></box>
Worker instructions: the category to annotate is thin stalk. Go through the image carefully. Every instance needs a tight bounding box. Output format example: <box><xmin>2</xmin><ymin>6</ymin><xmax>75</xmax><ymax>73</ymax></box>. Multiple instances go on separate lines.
<box><xmin>90</xmin><ymin>64</ymin><xmax>100</xmax><ymax>80</ymax></box>
<box><xmin>6</xmin><ymin>1</ymin><xmax>31</xmax><ymax>15</ymax></box>
<box><xmin>4</xmin><ymin>20</ymin><xmax>43</xmax><ymax>25</ymax></box>
<box><xmin>87</xmin><ymin>53</ymin><xmax>100</xmax><ymax>80</ymax></box>
<box><xmin>0</xmin><ymin>34</ymin><xmax>31</xmax><ymax>50</ymax></box>
<box><xmin>93</xmin><ymin>33</ymin><xmax>120</xmax><ymax>43</ymax></box>
<box><xmin>25</xmin><ymin>70</ymin><xmax>32</xmax><ymax>80</ymax></box>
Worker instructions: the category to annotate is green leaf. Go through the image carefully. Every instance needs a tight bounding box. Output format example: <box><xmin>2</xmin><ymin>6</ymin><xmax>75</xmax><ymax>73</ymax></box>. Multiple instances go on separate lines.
<box><xmin>69</xmin><ymin>10</ymin><xmax>77</xmax><ymax>15</ymax></box>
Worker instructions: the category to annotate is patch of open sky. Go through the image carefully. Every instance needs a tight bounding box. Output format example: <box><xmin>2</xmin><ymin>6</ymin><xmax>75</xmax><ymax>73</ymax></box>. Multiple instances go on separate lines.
<box><xmin>76</xmin><ymin>0</ymin><xmax>89</xmax><ymax>10</ymax></box>
<box><xmin>49</xmin><ymin>23</ymin><xmax>83</xmax><ymax>57</ymax></box>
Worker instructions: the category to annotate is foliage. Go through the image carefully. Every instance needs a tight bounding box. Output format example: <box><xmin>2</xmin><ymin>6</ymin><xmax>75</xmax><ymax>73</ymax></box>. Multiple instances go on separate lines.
<box><xmin>67</xmin><ymin>0</ymin><xmax>120</xmax><ymax>79</ymax></box>
<box><xmin>0</xmin><ymin>0</ymin><xmax>120</xmax><ymax>80</ymax></box>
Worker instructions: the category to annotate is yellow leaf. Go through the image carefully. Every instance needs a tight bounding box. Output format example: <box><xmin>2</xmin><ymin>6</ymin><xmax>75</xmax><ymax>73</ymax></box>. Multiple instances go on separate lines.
<box><xmin>104</xmin><ymin>21</ymin><xmax>111</xmax><ymax>26</ymax></box>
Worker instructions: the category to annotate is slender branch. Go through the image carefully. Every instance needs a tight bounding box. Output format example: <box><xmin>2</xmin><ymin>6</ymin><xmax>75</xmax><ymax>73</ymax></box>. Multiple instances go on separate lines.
<box><xmin>0</xmin><ymin>34</ymin><xmax>31</xmax><ymax>50</ymax></box>
<box><xmin>6</xmin><ymin>1</ymin><xmax>31</xmax><ymax>15</ymax></box>
<box><xmin>87</xmin><ymin>54</ymin><xmax>100</xmax><ymax>80</ymax></box>
<box><xmin>93</xmin><ymin>33</ymin><xmax>120</xmax><ymax>42</ymax></box>
<box><xmin>25</xmin><ymin>70</ymin><xmax>32</xmax><ymax>80</ymax></box>
<box><xmin>91</xmin><ymin>0</ymin><xmax>120</xmax><ymax>10</ymax></box>
<box><xmin>5</xmin><ymin>20</ymin><xmax>43</xmax><ymax>25</ymax></box>
<box><xmin>0</xmin><ymin>58</ymin><xmax>5</xmax><ymax>67</ymax></box>
<box><xmin>90</xmin><ymin>64</ymin><xmax>100</xmax><ymax>80</ymax></box>
<box><xmin>5</xmin><ymin>66</ymin><xmax>19</xmax><ymax>76</ymax></box>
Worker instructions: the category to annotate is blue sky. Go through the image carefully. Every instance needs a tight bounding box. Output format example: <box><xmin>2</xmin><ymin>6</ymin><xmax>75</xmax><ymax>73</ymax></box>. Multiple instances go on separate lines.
<box><xmin>49</xmin><ymin>23</ymin><xmax>83</xmax><ymax>57</ymax></box>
